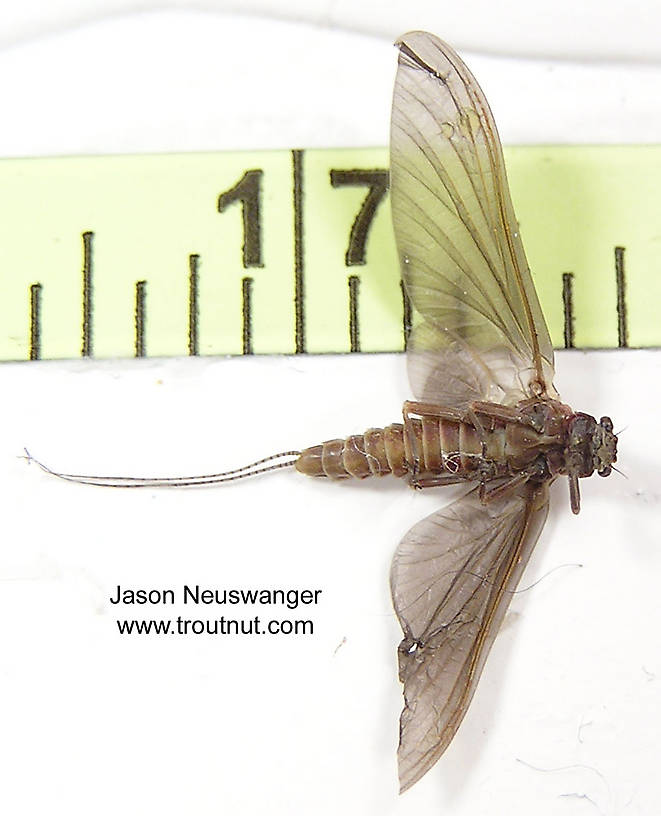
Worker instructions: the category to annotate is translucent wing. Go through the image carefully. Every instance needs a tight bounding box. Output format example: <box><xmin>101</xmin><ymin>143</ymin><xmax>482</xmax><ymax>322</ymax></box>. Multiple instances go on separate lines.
<box><xmin>390</xmin><ymin>31</ymin><xmax>556</xmax><ymax>408</ymax></box>
<box><xmin>390</xmin><ymin>483</ymin><xmax>550</xmax><ymax>792</ymax></box>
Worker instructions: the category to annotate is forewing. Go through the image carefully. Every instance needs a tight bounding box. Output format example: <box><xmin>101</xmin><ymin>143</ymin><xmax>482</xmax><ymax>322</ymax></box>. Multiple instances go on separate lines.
<box><xmin>391</xmin><ymin>31</ymin><xmax>556</xmax><ymax>407</ymax></box>
<box><xmin>390</xmin><ymin>483</ymin><xmax>550</xmax><ymax>792</ymax></box>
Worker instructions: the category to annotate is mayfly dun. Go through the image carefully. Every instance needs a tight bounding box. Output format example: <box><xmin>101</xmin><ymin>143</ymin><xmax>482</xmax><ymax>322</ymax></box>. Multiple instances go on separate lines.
<box><xmin>28</xmin><ymin>31</ymin><xmax>618</xmax><ymax>793</ymax></box>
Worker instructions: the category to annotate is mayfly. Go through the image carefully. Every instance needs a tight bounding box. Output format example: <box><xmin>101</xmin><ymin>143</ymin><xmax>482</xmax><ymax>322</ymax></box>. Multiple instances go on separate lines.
<box><xmin>29</xmin><ymin>32</ymin><xmax>618</xmax><ymax>793</ymax></box>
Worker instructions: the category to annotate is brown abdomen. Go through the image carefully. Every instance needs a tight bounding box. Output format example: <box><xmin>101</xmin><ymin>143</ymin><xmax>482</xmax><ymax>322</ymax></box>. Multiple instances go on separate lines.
<box><xmin>295</xmin><ymin>417</ymin><xmax>507</xmax><ymax>481</ymax></box>
<box><xmin>295</xmin><ymin>425</ymin><xmax>408</xmax><ymax>479</ymax></box>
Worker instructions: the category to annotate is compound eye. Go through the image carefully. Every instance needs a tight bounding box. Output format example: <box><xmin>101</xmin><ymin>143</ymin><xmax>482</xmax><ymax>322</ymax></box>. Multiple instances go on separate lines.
<box><xmin>600</xmin><ymin>416</ymin><xmax>613</xmax><ymax>433</ymax></box>
<box><xmin>598</xmin><ymin>466</ymin><xmax>612</xmax><ymax>477</ymax></box>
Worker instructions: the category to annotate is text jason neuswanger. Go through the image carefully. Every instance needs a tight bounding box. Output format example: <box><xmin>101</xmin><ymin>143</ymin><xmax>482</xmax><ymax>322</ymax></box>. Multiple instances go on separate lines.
<box><xmin>110</xmin><ymin>585</ymin><xmax>322</xmax><ymax>608</ymax></box>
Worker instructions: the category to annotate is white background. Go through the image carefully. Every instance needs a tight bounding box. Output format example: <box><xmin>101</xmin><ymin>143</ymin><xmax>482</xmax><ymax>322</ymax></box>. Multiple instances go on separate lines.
<box><xmin>0</xmin><ymin>3</ymin><xmax>659</xmax><ymax>815</ymax></box>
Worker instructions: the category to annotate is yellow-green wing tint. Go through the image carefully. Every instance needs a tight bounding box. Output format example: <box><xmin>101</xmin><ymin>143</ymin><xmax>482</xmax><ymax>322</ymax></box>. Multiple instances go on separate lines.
<box><xmin>391</xmin><ymin>32</ymin><xmax>556</xmax><ymax>407</ymax></box>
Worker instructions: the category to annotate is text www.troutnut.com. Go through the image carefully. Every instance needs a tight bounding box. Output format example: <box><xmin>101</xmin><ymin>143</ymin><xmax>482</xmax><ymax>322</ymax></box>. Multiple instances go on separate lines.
<box><xmin>110</xmin><ymin>584</ymin><xmax>321</xmax><ymax>637</ymax></box>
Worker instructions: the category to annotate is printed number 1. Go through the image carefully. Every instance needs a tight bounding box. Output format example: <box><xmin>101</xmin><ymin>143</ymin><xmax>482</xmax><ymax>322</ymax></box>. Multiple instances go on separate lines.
<box><xmin>217</xmin><ymin>169</ymin><xmax>264</xmax><ymax>268</ymax></box>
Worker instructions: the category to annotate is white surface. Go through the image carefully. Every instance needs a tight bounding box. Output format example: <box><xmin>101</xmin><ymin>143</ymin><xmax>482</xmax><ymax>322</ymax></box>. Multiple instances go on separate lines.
<box><xmin>1</xmin><ymin>10</ymin><xmax>661</xmax><ymax>156</ymax></box>
<box><xmin>0</xmin><ymin>5</ymin><xmax>659</xmax><ymax>816</ymax></box>
<box><xmin>1</xmin><ymin>0</ymin><xmax>661</xmax><ymax>61</ymax></box>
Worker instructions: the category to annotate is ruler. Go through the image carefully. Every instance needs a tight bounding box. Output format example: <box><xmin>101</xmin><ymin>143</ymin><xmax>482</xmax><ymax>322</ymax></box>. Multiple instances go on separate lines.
<box><xmin>0</xmin><ymin>145</ymin><xmax>657</xmax><ymax>362</ymax></box>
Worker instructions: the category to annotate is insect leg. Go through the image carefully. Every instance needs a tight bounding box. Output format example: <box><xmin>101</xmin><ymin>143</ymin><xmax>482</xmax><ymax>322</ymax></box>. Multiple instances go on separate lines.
<box><xmin>479</xmin><ymin>455</ymin><xmax>553</xmax><ymax>504</ymax></box>
<box><xmin>471</xmin><ymin>400</ymin><xmax>543</xmax><ymax>431</ymax></box>
<box><xmin>465</xmin><ymin>405</ymin><xmax>489</xmax><ymax>461</ymax></box>
<box><xmin>479</xmin><ymin>471</ymin><xmax>531</xmax><ymax>503</ymax></box>
<box><xmin>403</xmin><ymin>400</ymin><xmax>464</xmax><ymax>423</ymax></box>
<box><xmin>407</xmin><ymin>472</ymin><xmax>471</xmax><ymax>489</ymax></box>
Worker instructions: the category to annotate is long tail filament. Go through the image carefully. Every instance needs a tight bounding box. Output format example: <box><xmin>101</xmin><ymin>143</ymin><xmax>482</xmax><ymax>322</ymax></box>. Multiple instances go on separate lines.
<box><xmin>23</xmin><ymin>448</ymin><xmax>300</xmax><ymax>488</ymax></box>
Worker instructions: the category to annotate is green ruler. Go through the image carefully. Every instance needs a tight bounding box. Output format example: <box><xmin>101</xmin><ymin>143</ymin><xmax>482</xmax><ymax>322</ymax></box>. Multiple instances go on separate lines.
<box><xmin>0</xmin><ymin>145</ymin><xmax>656</xmax><ymax>362</ymax></box>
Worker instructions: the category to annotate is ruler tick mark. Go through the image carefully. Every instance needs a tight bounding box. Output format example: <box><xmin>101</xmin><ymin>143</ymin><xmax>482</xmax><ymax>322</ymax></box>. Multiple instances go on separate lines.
<box><xmin>348</xmin><ymin>275</ymin><xmax>360</xmax><ymax>353</ymax></box>
<box><xmin>293</xmin><ymin>149</ymin><xmax>305</xmax><ymax>354</ymax></box>
<box><xmin>188</xmin><ymin>254</ymin><xmax>199</xmax><ymax>356</ymax></box>
<box><xmin>400</xmin><ymin>280</ymin><xmax>411</xmax><ymax>351</ymax></box>
<box><xmin>81</xmin><ymin>231</ymin><xmax>94</xmax><ymax>357</ymax></box>
<box><xmin>242</xmin><ymin>276</ymin><xmax>253</xmax><ymax>355</ymax></box>
<box><xmin>29</xmin><ymin>282</ymin><xmax>42</xmax><ymax>361</ymax></box>
<box><xmin>562</xmin><ymin>272</ymin><xmax>575</xmax><ymax>349</ymax></box>
<box><xmin>135</xmin><ymin>280</ymin><xmax>147</xmax><ymax>358</ymax></box>
<box><xmin>614</xmin><ymin>246</ymin><xmax>628</xmax><ymax>348</ymax></box>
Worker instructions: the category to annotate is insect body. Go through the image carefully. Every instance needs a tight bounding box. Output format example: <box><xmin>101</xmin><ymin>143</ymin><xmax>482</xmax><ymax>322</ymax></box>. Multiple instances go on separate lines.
<box><xmin>295</xmin><ymin>399</ymin><xmax>616</xmax><ymax>510</ymax></box>
<box><xmin>29</xmin><ymin>30</ymin><xmax>618</xmax><ymax>794</ymax></box>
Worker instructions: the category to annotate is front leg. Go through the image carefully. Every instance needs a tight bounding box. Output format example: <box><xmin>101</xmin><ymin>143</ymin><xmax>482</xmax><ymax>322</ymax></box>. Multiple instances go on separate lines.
<box><xmin>471</xmin><ymin>400</ymin><xmax>546</xmax><ymax>433</ymax></box>
<box><xmin>404</xmin><ymin>399</ymin><xmax>537</xmax><ymax>433</ymax></box>
<box><xmin>403</xmin><ymin>400</ymin><xmax>464</xmax><ymax>423</ymax></box>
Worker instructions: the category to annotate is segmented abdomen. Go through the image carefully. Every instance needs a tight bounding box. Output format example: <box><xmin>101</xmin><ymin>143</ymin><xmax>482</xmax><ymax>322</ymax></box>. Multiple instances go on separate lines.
<box><xmin>294</xmin><ymin>418</ymin><xmax>503</xmax><ymax>480</ymax></box>
<box><xmin>295</xmin><ymin>424</ymin><xmax>407</xmax><ymax>479</ymax></box>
